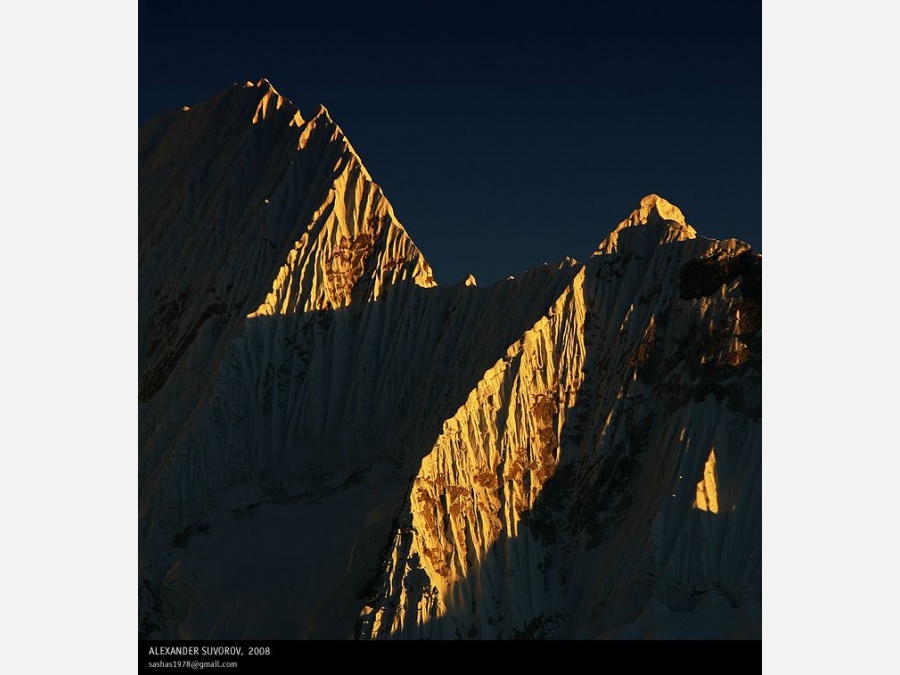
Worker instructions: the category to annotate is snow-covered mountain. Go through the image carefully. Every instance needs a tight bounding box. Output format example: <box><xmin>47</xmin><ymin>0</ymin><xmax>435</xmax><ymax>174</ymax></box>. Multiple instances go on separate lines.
<box><xmin>139</xmin><ymin>79</ymin><xmax>761</xmax><ymax>640</ymax></box>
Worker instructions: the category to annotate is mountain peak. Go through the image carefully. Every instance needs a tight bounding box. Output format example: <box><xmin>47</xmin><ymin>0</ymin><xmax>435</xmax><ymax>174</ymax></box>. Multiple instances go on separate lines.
<box><xmin>251</xmin><ymin>77</ymin><xmax>278</xmax><ymax>92</ymax></box>
<box><xmin>620</xmin><ymin>194</ymin><xmax>687</xmax><ymax>228</ymax></box>
<box><xmin>595</xmin><ymin>194</ymin><xmax>697</xmax><ymax>256</ymax></box>
<box><xmin>140</xmin><ymin>82</ymin><xmax>761</xmax><ymax>642</ymax></box>
<box><xmin>312</xmin><ymin>103</ymin><xmax>333</xmax><ymax>122</ymax></box>
<box><xmin>248</xmin><ymin>78</ymin><xmax>301</xmax><ymax>126</ymax></box>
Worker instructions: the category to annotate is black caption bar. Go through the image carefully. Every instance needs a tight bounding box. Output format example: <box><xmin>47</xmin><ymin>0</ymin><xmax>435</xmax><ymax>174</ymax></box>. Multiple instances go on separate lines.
<box><xmin>140</xmin><ymin>639</ymin><xmax>761</xmax><ymax>672</ymax></box>
<box><xmin>140</xmin><ymin>641</ymin><xmax>300</xmax><ymax>672</ymax></box>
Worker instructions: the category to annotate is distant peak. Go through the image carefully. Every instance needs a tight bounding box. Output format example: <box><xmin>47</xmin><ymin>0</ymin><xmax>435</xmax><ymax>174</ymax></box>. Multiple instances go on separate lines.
<box><xmin>464</xmin><ymin>274</ymin><xmax>477</xmax><ymax>287</ymax></box>
<box><xmin>594</xmin><ymin>194</ymin><xmax>696</xmax><ymax>256</ymax></box>
<box><xmin>619</xmin><ymin>194</ymin><xmax>687</xmax><ymax>229</ymax></box>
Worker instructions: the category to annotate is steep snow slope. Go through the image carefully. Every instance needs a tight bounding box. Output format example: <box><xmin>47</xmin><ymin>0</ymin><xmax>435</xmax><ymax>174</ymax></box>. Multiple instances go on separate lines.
<box><xmin>139</xmin><ymin>82</ymin><xmax>761</xmax><ymax>640</ymax></box>
<box><xmin>359</xmin><ymin>196</ymin><xmax>761</xmax><ymax>639</ymax></box>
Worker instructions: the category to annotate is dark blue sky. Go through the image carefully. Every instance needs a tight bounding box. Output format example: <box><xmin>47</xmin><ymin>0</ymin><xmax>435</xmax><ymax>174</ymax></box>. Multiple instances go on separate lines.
<box><xmin>140</xmin><ymin>0</ymin><xmax>760</xmax><ymax>285</ymax></box>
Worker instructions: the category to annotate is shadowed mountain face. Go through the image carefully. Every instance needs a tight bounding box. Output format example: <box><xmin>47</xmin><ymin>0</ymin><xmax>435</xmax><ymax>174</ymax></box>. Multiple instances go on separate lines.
<box><xmin>139</xmin><ymin>79</ymin><xmax>761</xmax><ymax>640</ymax></box>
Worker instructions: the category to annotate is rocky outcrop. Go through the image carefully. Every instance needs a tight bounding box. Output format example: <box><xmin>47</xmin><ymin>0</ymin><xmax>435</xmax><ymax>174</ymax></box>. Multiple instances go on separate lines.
<box><xmin>139</xmin><ymin>80</ymin><xmax>761</xmax><ymax>640</ymax></box>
